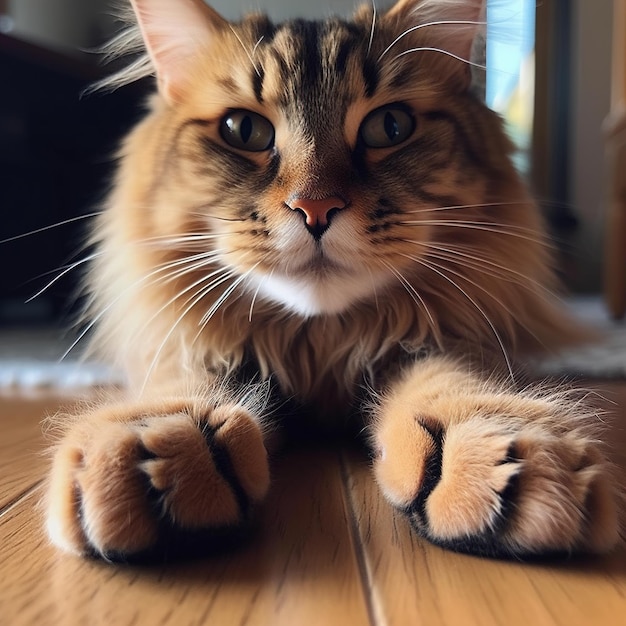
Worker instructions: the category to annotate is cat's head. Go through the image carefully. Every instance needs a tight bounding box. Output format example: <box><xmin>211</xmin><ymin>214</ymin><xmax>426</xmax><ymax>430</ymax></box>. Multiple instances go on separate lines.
<box><xmin>103</xmin><ymin>0</ymin><xmax>547</xmax><ymax>328</ymax></box>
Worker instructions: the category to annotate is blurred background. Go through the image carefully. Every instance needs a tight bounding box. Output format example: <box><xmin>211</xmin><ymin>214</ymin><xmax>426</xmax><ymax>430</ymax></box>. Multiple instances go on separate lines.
<box><xmin>0</xmin><ymin>0</ymin><xmax>617</xmax><ymax>331</ymax></box>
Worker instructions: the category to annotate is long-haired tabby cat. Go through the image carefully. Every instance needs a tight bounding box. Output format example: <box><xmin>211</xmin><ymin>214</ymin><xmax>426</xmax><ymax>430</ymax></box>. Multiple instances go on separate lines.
<box><xmin>45</xmin><ymin>0</ymin><xmax>620</xmax><ymax>560</ymax></box>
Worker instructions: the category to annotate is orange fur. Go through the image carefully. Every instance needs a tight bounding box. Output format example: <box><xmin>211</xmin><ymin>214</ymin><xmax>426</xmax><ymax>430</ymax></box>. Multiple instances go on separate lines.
<box><xmin>45</xmin><ymin>0</ymin><xmax>619</xmax><ymax>559</ymax></box>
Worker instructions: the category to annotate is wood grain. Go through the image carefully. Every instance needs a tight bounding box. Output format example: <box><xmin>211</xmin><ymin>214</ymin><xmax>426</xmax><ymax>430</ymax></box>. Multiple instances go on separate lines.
<box><xmin>0</xmin><ymin>447</ymin><xmax>371</xmax><ymax>626</ymax></box>
<box><xmin>343</xmin><ymin>454</ymin><xmax>626</xmax><ymax>626</ymax></box>
<box><xmin>1</xmin><ymin>384</ymin><xmax>625</xmax><ymax>625</ymax></box>
<box><xmin>0</xmin><ymin>396</ymin><xmax>68</xmax><ymax>509</ymax></box>
<box><xmin>342</xmin><ymin>382</ymin><xmax>626</xmax><ymax>626</ymax></box>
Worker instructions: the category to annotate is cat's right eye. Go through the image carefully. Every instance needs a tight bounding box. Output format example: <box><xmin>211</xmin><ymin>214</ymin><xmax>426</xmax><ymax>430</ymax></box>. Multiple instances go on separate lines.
<box><xmin>219</xmin><ymin>110</ymin><xmax>275</xmax><ymax>152</ymax></box>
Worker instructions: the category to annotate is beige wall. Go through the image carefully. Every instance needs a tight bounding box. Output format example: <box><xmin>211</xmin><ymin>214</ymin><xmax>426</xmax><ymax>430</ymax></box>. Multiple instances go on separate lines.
<box><xmin>7</xmin><ymin>0</ymin><xmax>111</xmax><ymax>51</ymax></box>
<box><xmin>5</xmin><ymin>0</ymin><xmax>381</xmax><ymax>51</ymax></box>
<box><xmin>209</xmin><ymin>0</ymin><xmax>372</xmax><ymax>20</ymax></box>
<box><xmin>7</xmin><ymin>0</ymin><xmax>372</xmax><ymax>51</ymax></box>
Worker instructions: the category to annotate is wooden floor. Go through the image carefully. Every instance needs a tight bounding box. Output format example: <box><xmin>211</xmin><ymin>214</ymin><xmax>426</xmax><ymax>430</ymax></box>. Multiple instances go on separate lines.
<box><xmin>1</xmin><ymin>384</ymin><xmax>625</xmax><ymax>626</ymax></box>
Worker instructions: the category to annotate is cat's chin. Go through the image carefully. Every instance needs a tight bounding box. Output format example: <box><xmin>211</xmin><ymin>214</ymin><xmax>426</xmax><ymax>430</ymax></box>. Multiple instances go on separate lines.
<box><xmin>248</xmin><ymin>270</ymin><xmax>388</xmax><ymax>317</ymax></box>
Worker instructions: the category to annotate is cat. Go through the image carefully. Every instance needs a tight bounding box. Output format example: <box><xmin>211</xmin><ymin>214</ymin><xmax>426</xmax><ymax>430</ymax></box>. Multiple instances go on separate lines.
<box><xmin>45</xmin><ymin>0</ymin><xmax>620</xmax><ymax>560</ymax></box>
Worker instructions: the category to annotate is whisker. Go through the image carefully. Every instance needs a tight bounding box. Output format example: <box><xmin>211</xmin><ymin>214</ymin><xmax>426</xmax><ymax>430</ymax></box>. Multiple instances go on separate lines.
<box><xmin>392</xmin><ymin>46</ymin><xmax>486</xmax><ymax>70</ymax></box>
<box><xmin>378</xmin><ymin>19</ymin><xmax>485</xmax><ymax>63</ymax></box>
<box><xmin>366</xmin><ymin>265</ymin><xmax>381</xmax><ymax>314</ymax></box>
<box><xmin>189</xmin><ymin>211</ymin><xmax>247</xmax><ymax>223</ymax></box>
<box><xmin>140</xmin><ymin>259</ymin><xmax>253</xmax><ymax>393</ymax></box>
<box><xmin>413</xmin><ymin>241</ymin><xmax>554</xmax><ymax>297</ymax></box>
<box><xmin>403</xmin><ymin>201</ymin><xmax>529</xmax><ymax>215</ymax></box>
<box><xmin>196</xmin><ymin>262</ymin><xmax>260</xmax><ymax>337</ymax></box>
<box><xmin>248</xmin><ymin>269</ymin><xmax>272</xmax><ymax>323</ymax></box>
<box><xmin>0</xmin><ymin>211</ymin><xmax>102</xmax><ymax>245</ymax></box>
<box><xmin>60</xmin><ymin>250</ymin><xmax>228</xmax><ymax>360</ymax></box>
<box><xmin>423</xmin><ymin>248</ymin><xmax>518</xmax><ymax>283</ymax></box>
<box><xmin>26</xmin><ymin>252</ymin><xmax>102</xmax><ymax>303</ymax></box>
<box><xmin>401</xmin><ymin>252</ymin><xmax>516</xmax><ymax>380</ymax></box>
<box><xmin>139</xmin><ymin>266</ymin><xmax>240</xmax><ymax>394</ymax></box>
<box><xmin>252</xmin><ymin>35</ymin><xmax>264</xmax><ymax>58</ymax></box>
<box><xmin>138</xmin><ymin>233</ymin><xmax>223</xmax><ymax>249</ymax></box>
<box><xmin>138</xmin><ymin>265</ymin><xmax>237</xmax><ymax>341</ymax></box>
<box><xmin>229</xmin><ymin>24</ymin><xmax>261</xmax><ymax>78</ymax></box>
<box><xmin>367</xmin><ymin>2</ymin><xmax>377</xmax><ymax>58</ymax></box>
<box><xmin>419</xmin><ymin>249</ymin><xmax>552</xmax><ymax>350</ymax></box>
<box><xmin>398</xmin><ymin>220</ymin><xmax>554</xmax><ymax>248</ymax></box>
<box><xmin>418</xmin><ymin>252</ymin><xmax>527</xmax><ymax>323</ymax></box>
<box><xmin>379</xmin><ymin>258</ymin><xmax>436</xmax><ymax>329</ymax></box>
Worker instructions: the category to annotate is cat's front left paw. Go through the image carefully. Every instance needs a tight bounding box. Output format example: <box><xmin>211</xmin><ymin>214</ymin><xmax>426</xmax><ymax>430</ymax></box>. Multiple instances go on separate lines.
<box><xmin>46</xmin><ymin>403</ymin><xmax>269</xmax><ymax>559</ymax></box>
<box><xmin>374</xmin><ymin>415</ymin><xmax>620</xmax><ymax>558</ymax></box>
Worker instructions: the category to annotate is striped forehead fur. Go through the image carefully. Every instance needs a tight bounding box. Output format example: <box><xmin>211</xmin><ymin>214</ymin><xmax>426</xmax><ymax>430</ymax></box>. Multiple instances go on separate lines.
<box><xmin>92</xmin><ymin>0</ymin><xmax>488</xmax><ymax>93</ymax></box>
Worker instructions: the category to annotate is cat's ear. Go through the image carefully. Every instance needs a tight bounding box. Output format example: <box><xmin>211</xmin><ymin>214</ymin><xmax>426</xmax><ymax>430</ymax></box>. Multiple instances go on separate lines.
<box><xmin>129</xmin><ymin>0</ymin><xmax>227</xmax><ymax>102</ymax></box>
<box><xmin>384</xmin><ymin>0</ymin><xmax>484</xmax><ymax>89</ymax></box>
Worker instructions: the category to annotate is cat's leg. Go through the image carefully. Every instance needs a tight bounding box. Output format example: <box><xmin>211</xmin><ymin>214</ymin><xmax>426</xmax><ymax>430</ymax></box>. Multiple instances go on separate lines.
<box><xmin>45</xmin><ymin>388</ymin><xmax>270</xmax><ymax>558</ymax></box>
<box><xmin>371</xmin><ymin>357</ymin><xmax>620</xmax><ymax>557</ymax></box>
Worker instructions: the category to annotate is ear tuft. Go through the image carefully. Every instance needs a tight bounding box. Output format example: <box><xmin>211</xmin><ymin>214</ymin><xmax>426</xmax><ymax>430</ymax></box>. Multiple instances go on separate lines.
<box><xmin>384</xmin><ymin>0</ymin><xmax>485</xmax><ymax>88</ymax></box>
<box><xmin>130</xmin><ymin>0</ymin><xmax>227</xmax><ymax>101</ymax></box>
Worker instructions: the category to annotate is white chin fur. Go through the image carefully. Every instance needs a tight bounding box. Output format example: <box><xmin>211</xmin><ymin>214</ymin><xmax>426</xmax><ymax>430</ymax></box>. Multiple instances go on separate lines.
<box><xmin>249</xmin><ymin>271</ymin><xmax>386</xmax><ymax>317</ymax></box>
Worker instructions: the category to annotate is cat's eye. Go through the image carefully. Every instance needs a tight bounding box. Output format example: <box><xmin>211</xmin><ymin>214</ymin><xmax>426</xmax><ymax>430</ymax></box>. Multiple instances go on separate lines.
<box><xmin>219</xmin><ymin>110</ymin><xmax>275</xmax><ymax>152</ymax></box>
<box><xmin>359</xmin><ymin>105</ymin><xmax>415</xmax><ymax>149</ymax></box>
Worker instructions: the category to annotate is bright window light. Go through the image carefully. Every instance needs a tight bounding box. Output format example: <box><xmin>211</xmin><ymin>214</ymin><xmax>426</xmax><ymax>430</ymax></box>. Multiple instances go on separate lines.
<box><xmin>486</xmin><ymin>0</ymin><xmax>536</xmax><ymax>174</ymax></box>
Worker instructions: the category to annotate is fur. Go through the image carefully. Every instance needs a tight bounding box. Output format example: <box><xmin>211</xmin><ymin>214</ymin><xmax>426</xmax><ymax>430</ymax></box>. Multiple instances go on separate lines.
<box><xmin>45</xmin><ymin>0</ymin><xmax>620</xmax><ymax>560</ymax></box>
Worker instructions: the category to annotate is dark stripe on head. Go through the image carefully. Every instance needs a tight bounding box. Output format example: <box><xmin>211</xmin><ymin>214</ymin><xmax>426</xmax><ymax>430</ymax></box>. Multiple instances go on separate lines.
<box><xmin>390</xmin><ymin>70</ymin><xmax>412</xmax><ymax>90</ymax></box>
<box><xmin>335</xmin><ymin>38</ymin><xmax>353</xmax><ymax>77</ymax></box>
<box><xmin>271</xmin><ymin>48</ymin><xmax>290</xmax><ymax>86</ymax></box>
<box><xmin>362</xmin><ymin>57</ymin><xmax>379</xmax><ymax>97</ymax></box>
<box><xmin>251</xmin><ymin>14</ymin><xmax>276</xmax><ymax>44</ymax></box>
<box><xmin>253</xmin><ymin>66</ymin><xmax>265</xmax><ymax>103</ymax></box>
<box><xmin>324</xmin><ymin>17</ymin><xmax>360</xmax><ymax>76</ymax></box>
<box><xmin>292</xmin><ymin>20</ymin><xmax>321</xmax><ymax>87</ymax></box>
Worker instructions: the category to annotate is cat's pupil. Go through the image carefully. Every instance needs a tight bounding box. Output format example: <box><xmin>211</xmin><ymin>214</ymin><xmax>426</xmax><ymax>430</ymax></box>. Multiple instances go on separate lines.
<box><xmin>240</xmin><ymin>116</ymin><xmax>252</xmax><ymax>144</ymax></box>
<box><xmin>384</xmin><ymin>112</ymin><xmax>400</xmax><ymax>141</ymax></box>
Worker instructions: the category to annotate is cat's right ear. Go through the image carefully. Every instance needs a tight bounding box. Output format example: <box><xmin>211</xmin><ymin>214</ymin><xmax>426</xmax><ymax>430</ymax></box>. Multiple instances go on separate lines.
<box><xmin>129</xmin><ymin>0</ymin><xmax>227</xmax><ymax>102</ymax></box>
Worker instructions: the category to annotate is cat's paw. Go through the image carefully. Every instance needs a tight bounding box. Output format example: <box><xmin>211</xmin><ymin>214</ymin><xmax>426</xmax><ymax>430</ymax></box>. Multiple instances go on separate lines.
<box><xmin>373</xmin><ymin>415</ymin><xmax>620</xmax><ymax>558</ymax></box>
<box><xmin>46</xmin><ymin>403</ymin><xmax>269</xmax><ymax>558</ymax></box>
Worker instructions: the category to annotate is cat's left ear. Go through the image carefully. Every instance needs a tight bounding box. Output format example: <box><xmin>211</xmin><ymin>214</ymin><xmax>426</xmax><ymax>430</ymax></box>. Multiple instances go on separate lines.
<box><xmin>384</xmin><ymin>0</ymin><xmax>485</xmax><ymax>89</ymax></box>
<box><xmin>130</xmin><ymin>0</ymin><xmax>228</xmax><ymax>102</ymax></box>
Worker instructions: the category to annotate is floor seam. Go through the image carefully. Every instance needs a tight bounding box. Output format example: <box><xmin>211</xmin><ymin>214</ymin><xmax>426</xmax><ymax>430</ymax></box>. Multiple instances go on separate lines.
<box><xmin>0</xmin><ymin>480</ymin><xmax>45</xmax><ymax>521</ymax></box>
<box><xmin>339</xmin><ymin>450</ymin><xmax>383</xmax><ymax>626</ymax></box>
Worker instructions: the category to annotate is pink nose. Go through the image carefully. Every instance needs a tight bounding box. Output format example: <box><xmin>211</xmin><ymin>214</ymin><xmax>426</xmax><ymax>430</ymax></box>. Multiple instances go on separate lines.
<box><xmin>287</xmin><ymin>196</ymin><xmax>347</xmax><ymax>228</ymax></box>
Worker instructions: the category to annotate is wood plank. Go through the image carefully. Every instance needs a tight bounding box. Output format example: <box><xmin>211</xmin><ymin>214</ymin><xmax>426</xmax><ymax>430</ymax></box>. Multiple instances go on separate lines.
<box><xmin>0</xmin><ymin>396</ymin><xmax>70</xmax><ymax>509</ymax></box>
<box><xmin>344</xmin><ymin>382</ymin><xmax>626</xmax><ymax>626</ymax></box>
<box><xmin>0</xmin><ymin>447</ymin><xmax>372</xmax><ymax>626</ymax></box>
<box><xmin>344</xmin><ymin>455</ymin><xmax>626</xmax><ymax>626</ymax></box>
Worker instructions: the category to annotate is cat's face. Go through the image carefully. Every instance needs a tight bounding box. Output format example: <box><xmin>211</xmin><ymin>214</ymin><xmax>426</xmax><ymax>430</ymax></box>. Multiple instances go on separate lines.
<box><xmin>118</xmin><ymin>0</ymin><xmax>528</xmax><ymax>319</ymax></box>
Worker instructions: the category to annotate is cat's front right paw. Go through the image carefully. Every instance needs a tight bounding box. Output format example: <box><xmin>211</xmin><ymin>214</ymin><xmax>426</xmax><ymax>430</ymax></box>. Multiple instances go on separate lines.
<box><xmin>45</xmin><ymin>402</ymin><xmax>269</xmax><ymax>559</ymax></box>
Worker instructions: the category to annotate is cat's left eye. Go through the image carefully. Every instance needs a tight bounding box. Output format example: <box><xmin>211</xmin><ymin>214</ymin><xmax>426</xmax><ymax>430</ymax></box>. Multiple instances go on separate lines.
<box><xmin>219</xmin><ymin>110</ymin><xmax>275</xmax><ymax>152</ymax></box>
<box><xmin>359</xmin><ymin>105</ymin><xmax>415</xmax><ymax>149</ymax></box>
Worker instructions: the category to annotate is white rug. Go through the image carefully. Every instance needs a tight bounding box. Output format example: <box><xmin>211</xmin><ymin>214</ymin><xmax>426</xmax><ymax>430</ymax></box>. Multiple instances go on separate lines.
<box><xmin>537</xmin><ymin>297</ymin><xmax>626</xmax><ymax>378</ymax></box>
<box><xmin>0</xmin><ymin>328</ymin><xmax>125</xmax><ymax>392</ymax></box>
<box><xmin>0</xmin><ymin>298</ymin><xmax>623</xmax><ymax>392</ymax></box>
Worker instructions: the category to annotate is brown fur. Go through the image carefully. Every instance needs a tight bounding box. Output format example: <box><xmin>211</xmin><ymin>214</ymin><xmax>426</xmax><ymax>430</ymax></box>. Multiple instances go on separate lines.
<box><xmin>45</xmin><ymin>0</ymin><xmax>619</xmax><ymax>559</ymax></box>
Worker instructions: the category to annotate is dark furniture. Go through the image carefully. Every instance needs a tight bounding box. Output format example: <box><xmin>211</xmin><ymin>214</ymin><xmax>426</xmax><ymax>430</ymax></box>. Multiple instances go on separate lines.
<box><xmin>0</xmin><ymin>33</ymin><xmax>147</xmax><ymax>326</ymax></box>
